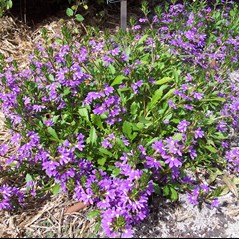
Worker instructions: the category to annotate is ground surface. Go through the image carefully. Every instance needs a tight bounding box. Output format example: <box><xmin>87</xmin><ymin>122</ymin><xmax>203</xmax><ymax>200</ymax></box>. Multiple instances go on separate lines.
<box><xmin>0</xmin><ymin>2</ymin><xmax>239</xmax><ymax>238</ymax></box>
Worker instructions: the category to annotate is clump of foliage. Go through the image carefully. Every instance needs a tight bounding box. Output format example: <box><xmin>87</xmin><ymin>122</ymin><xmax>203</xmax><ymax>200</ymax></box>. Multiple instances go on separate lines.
<box><xmin>0</xmin><ymin>0</ymin><xmax>12</xmax><ymax>17</ymax></box>
<box><xmin>0</xmin><ymin>0</ymin><xmax>239</xmax><ymax>237</ymax></box>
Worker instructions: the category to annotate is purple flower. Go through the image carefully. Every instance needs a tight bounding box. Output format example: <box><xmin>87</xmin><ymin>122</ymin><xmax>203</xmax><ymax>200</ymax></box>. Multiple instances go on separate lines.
<box><xmin>32</xmin><ymin>104</ymin><xmax>46</xmax><ymax>112</ymax></box>
<box><xmin>0</xmin><ymin>185</ymin><xmax>25</xmax><ymax>210</ymax></box>
<box><xmin>121</xmin><ymin>136</ymin><xmax>130</xmax><ymax>146</ymax></box>
<box><xmin>225</xmin><ymin>148</ymin><xmax>239</xmax><ymax>173</ymax></box>
<box><xmin>103</xmin><ymin>85</ymin><xmax>114</xmax><ymax>96</ymax></box>
<box><xmin>75</xmin><ymin>133</ymin><xmax>85</xmax><ymax>151</ymax></box>
<box><xmin>43</xmin><ymin>119</ymin><xmax>54</xmax><ymax>127</ymax></box>
<box><xmin>184</xmin><ymin>104</ymin><xmax>194</xmax><ymax>110</ymax></box>
<box><xmin>164</xmin><ymin>155</ymin><xmax>182</xmax><ymax>168</ymax></box>
<box><xmin>221</xmin><ymin>141</ymin><xmax>229</xmax><ymax>148</ymax></box>
<box><xmin>42</xmin><ymin>160</ymin><xmax>59</xmax><ymax>177</ymax></box>
<box><xmin>187</xmin><ymin>187</ymin><xmax>200</xmax><ymax>205</ymax></box>
<box><xmin>132</xmin><ymin>25</ymin><xmax>141</xmax><ymax>30</ymax></box>
<box><xmin>177</xmin><ymin>120</ymin><xmax>190</xmax><ymax>132</ymax></box>
<box><xmin>131</xmin><ymin>80</ymin><xmax>143</xmax><ymax>94</ymax></box>
<box><xmin>164</xmin><ymin>137</ymin><xmax>182</xmax><ymax>156</ymax></box>
<box><xmin>101</xmin><ymin>208</ymin><xmax>134</xmax><ymax>238</ymax></box>
<box><xmin>168</xmin><ymin>99</ymin><xmax>176</xmax><ymax>109</ymax></box>
<box><xmin>139</xmin><ymin>18</ymin><xmax>147</xmax><ymax>23</ymax></box>
<box><xmin>93</xmin><ymin>104</ymin><xmax>107</xmax><ymax>115</ymax></box>
<box><xmin>180</xmin><ymin>84</ymin><xmax>188</xmax><ymax>91</ymax></box>
<box><xmin>145</xmin><ymin>156</ymin><xmax>162</xmax><ymax>169</ymax></box>
<box><xmin>186</xmin><ymin>73</ymin><xmax>192</xmax><ymax>82</ymax></box>
<box><xmin>191</xmin><ymin>92</ymin><xmax>204</xmax><ymax>100</ymax></box>
<box><xmin>138</xmin><ymin>145</ymin><xmax>146</xmax><ymax>155</ymax></box>
<box><xmin>200</xmin><ymin>184</ymin><xmax>209</xmax><ymax>193</ymax></box>
<box><xmin>217</xmin><ymin>121</ymin><xmax>227</xmax><ymax>132</ymax></box>
<box><xmin>110</xmin><ymin>47</ymin><xmax>121</xmax><ymax>56</ymax></box>
<box><xmin>188</xmin><ymin>146</ymin><xmax>197</xmax><ymax>160</ymax></box>
<box><xmin>164</xmin><ymin>119</ymin><xmax>170</xmax><ymax>124</ymax></box>
<box><xmin>0</xmin><ymin>143</ymin><xmax>9</xmax><ymax>156</ymax></box>
<box><xmin>152</xmin><ymin>15</ymin><xmax>159</xmax><ymax>23</ymax></box>
<box><xmin>194</xmin><ymin>127</ymin><xmax>204</xmax><ymax>139</ymax></box>
<box><xmin>11</xmin><ymin>133</ymin><xmax>22</xmax><ymax>145</ymax></box>
<box><xmin>211</xmin><ymin>198</ymin><xmax>219</xmax><ymax>208</ymax></box>
<box><xmin>103</xmin><ymin>56</ymin><xmax>115</xmax><ymax>66</ymax></box>
<box><xmin>152</xmin><ymin>140</ymin><xmax>165</xmax><ymax>154</ymax></box>
<box><xmin>187</xmin><ymin>12</ymin><xmax>194</xmax><ymax>26</ymax></box>
<box><xmin>83</xmin><ymin>91</ymin><xmax>104</xmax><ymax>105</ymax></box>
<box><xmin>101</xmin><ymin>134</ymin><xmax>115</xmax><ymax>149</ymax></box>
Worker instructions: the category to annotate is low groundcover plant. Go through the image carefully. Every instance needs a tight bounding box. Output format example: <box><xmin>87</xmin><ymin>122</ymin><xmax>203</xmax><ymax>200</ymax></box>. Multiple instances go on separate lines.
<box><xmin>0</xmin><ymin>0</ymin><xmax>239</xmax><ymax>237</ymax></box>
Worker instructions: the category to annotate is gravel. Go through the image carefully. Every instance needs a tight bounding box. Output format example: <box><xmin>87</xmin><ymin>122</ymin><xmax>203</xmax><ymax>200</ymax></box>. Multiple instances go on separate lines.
<box><xmin>133</xmin><ymin>192</ymin><xmax>239</xmax><ymax>238</ymax></box>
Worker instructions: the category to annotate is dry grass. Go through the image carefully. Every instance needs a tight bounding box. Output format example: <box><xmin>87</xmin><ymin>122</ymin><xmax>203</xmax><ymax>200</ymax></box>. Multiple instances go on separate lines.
<box><xmin>0</xmin><ymin>193</ymin><xmax>103</xmax><ymax>238</ymax></box>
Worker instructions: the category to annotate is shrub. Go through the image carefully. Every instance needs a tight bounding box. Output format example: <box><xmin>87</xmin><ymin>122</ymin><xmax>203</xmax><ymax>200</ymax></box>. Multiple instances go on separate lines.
<box><xmin>0</xmin><ymin>0</ymin><xmax>239</xmax><ymax>237</ymax></box>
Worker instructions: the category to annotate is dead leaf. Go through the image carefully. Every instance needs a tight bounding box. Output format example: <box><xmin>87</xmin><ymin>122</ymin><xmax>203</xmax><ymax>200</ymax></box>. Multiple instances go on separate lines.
<box><xmin>65</xmin><ymin>202</ymin><xmax>89</xmax><ymax>214</ymax></box>
<box><xmin>220</xmin><ymin>185</ymin><xmax>230</xmax><ymax>196</ymax></box>
<box><xmin>223</xmin><ymin>175</ymin><xmax>238</xmax><ymax>198</ymax></box>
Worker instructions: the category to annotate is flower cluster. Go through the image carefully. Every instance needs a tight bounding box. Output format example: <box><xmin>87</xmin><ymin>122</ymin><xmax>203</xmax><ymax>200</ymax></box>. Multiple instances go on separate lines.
<box><xmin>0</xmin><ymin>185</ymin><xmax>24</xmax><ymax>210</ymax></box>
<box><xmin>187</xmin><ymin>184</ymin><xmax>219</xmax><ymax>209</ymax></box>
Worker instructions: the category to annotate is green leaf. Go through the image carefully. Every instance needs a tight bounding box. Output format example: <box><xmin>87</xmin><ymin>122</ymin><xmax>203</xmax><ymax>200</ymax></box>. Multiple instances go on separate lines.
<box><xmin>88</xmin><ymin>126</ymin><xmax>97</xmax><ymax>145</ymax></box>
<box><xmin>48</xmin><ymin>74</ymin><xmax>55</xmax><ymax>82</ymax></box>
<box><xmin>145</xmin><ymin>137</ymin><xmax>160</xmax><ymax>147</ymax></box>
<box><xmin>201</xmin><ymin>97</ymin><xmax>226</xmax><ymax>102</ymax></box>
<box><xmin>170</xmin><ymin>187</ymin><xmax>178</xmax><ymax>201</ymax></box>
<box><xmin>160</xmin><ymin>88</ymin><xmax>175</xmax><ymax>102</ymax></box>
<box><xmin>123</xmin><ymin>121</ymin><xmax>131</xmax><ymax>137</ymax></box>
<box><xmin>112</xmin><ymin>167</ymin><xmax>121</xmax><ymax>177</ymax></box>
<box><xmin>111</xmin><ymin>75</ymin><xmax>126</xmax><ymax>86</ymax></box>
<box><xmin>47</xmin><ymin>127</ymin><xmax>59</xmax><ymax>141</ymax></box>
<box><xmin>153</xmin><ymin>183</ymin><xmax>160</xmax><ymax>195</ymax></box>
<box><xmin>211</xmin><ymin>132</ymin><xmax>227</xmax><ymax>140</ymax></box>
<box><xmin>220</xmin><ymin>185</ymin><xmax>230</xmax><ymax>196</ymax></box>
<box><xmin>155</xmin><ymin>77</ymin><xmax>172</xmax><ymax>85</ymax></box>
<box><xmin>97</xmin><ymin>158</ymin><xmax>106</xmax><ymax>166</ymax></box>
<box><xmin>94</xmin><ymin>222</ymin><xmax>101</xmax><ymax>232</ymax></box>
<box><xmin>25</xmin><ymin>173</ymin><xmax>33</xmax><ymax>183</ymax></box>
<box><xmin>130</xmin><ymin>102</ymin><xmax>139</xmax><ymax>115</ymax></box>
<box><xmin>6</xmin><ymin>0</ymin><xmax>12</xmax><ymax>9</ymax></box>
<box><xmin>205</xmin><ymin>145</ymin><xmax>217</xmax><ymax>153</ymax></box>
<box><xmin>66</xmin><ymin>8</ymin><xmax>74</xmax><ymax>17</ymax></box>
<box><xmin>172</xmin><ymin>69</ymin><xmax>181</xmax><ymax>84</ymax></box>
<box><xmin>163</xmin><ymin>185</ymin><xmax>170</xmax><ymax>196</ymax></box>
<box><xmin>63</xmin><ymin>87</ymin><xmax>71</xmax><ymax>96</ymax></box>
<box><xmin>137</xmin><ymin>116</ymin><xmax>153</xmax><ymax>129</ymax></box>
<box><xmin>109</xmin><ymin>65</ymin><xmax>116</xmax><ymax>74</ymax></box>
<box><xmin>122</xmin><ymin>121</ymin><xmax>138</xmax><ymax>141</ymax></box>
<box><xmin>232</xmin><ymin>177</ymin><xmax>239</xmax><ymax>185</ymax></box>
<box><xmin>136</xmin><ymin>34</ymin><xmax>148</xmax><ymax>45</ymax></box>
<box><xmin>230</xmin><ymin>9</ymin><xmax>236</xmax><ymax>17</ymax></box>
<box><xmin>208</xmin><ymin>168</ymin><xmax>224</xmax><ymax>184</ymax></box>
<box><xmin>79</xmin><ymin>108</ymin><xmax>90</xmax><ymax>123</ymax></box>
<box><xmin>75</xmin><ymin>14</ymin><xmax>84</xmax><ymax>22</ymax></box>
<box><xmin>87</xmin><ymin>209</ymin><xmax>101</xmax><ymax>219</ymax></box>
<box><xmin>52</xmin><ymin>183</ymin><xmax>60</xmax><ymax>195</ymax></box>
<box><xmin>99</xmin><ymin>147</ymin><xmax>113</xmax><ymax>157</ymax></box>
<box><xmin>172</xmin><ymin>133</ymin><xmax>183</xmax><ymax>141</ymax></box>
<box><xmin>147</xmin><ymin>88</ymin><xmax>163</xmax><ymax>111</ymax></box>
<box><xmin>91</xmin><ymin>114</ymin><xmax>103</xmax><ymax>129</ymax></box>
